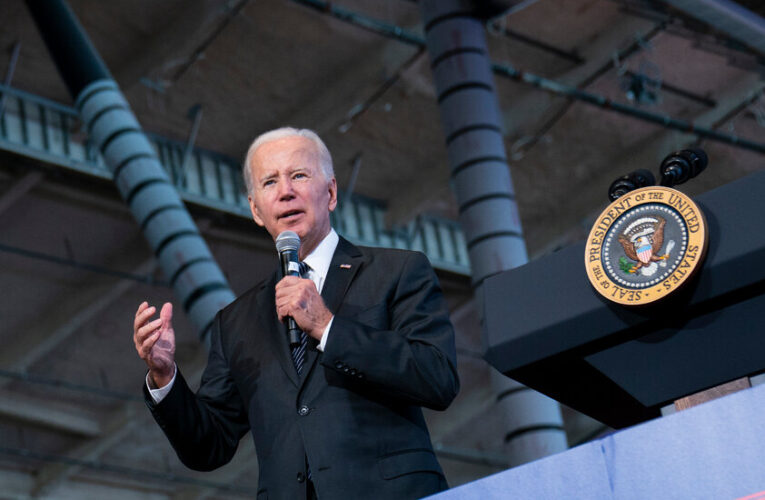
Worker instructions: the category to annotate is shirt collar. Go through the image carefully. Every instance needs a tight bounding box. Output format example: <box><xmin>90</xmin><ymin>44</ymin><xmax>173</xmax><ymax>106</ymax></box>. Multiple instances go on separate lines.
<box><xmin>302</xmin><ymin>228</ymin><xmax>338</xmax><ymax>280</ymax></box>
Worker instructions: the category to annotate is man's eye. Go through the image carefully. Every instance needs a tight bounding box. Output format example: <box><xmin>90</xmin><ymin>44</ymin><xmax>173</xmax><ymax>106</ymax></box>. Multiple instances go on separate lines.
<box><xmin>294</xmin><ymin>172</ymin><xmax>307</xmax><ymax>179</ymax></box>
<box><xmin>263</xmin><ymin>180</ymin><xmax>275</xmax><ymax>187</ymax></box>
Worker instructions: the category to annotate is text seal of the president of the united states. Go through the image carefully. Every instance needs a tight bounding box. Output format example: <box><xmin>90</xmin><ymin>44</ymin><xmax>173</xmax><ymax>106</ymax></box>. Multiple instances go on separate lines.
<box><xmin>584</xmin><ymin>186</ymin><xmax>708</xmax><ymax>305</ymax></box>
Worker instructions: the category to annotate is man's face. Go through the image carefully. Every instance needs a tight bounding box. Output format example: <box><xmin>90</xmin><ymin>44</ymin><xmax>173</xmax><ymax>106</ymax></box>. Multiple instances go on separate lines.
<box><xmin>247</xmin><ymin>135</ymin><xmax>337</xmax><ymax>257</ymax></box>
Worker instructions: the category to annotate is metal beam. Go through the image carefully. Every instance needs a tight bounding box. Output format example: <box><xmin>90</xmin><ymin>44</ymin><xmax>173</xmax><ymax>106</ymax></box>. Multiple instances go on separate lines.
<box><xmin>0</xmin><ymin>346</ymin><xmax>251</xmax><ymax>497</ymax></box>
<box><xmin>0</xmin><ymin>468</ymin><xmax>172</xmax><ymax>500</ymax></box>
<box><xmin>501</xmin><ymin>19</ymin><xmax>665</xmax><ymax>156</ymax></box>
<box><xmin>490</xmin><ymin>25</ymin><xmax>584</xmax><ymax>64</ymax></box>
<box><xmin>277</xmin><ymin>40</ymin><xmax>420</xmax><ymax>137</ymax></box>
<box><xmin>0</xmin><ymin>391</ymin><xmax>101</xmax><ymax>437</ymax></box>
<box><xmin>31</xmin><ymin>406</ymin><xmax>139</xmax><ymax>497</ymax></box>
<box><xmin>0</xmin><ymin>443</ymin><xmax>257</xmax><ymax>498</ymax></box>
<box><xmin>341</xmin><ymin>153</ymin><xmax>362</xmax><ymax>206</ymax></box>
<box><xmin>0</xmin><ymin>226</ymin><xmax>168</xmax><ymax>409</ymax></box>
<box><xmin>0</xmin><ymin>241</ymin><xmax>163</xmax><ymax>285</ymax></box>
<box><xmin>181</xmin><ymin>104</ymin><xmax>203</xmax><ymax>176</ymax></box>
<box><xmin>31</xmin><ymin>263</ymin><xmax>215</xmax><ymax>497</ymax></box>
<box><xmin>31</xmin><ymin>350</ymin><xmax>211</xmax><ymax>497</ymax></box>
<box><xmin>337</xmin><ymin>47</ymin><xmax>426</xmax><ymax>134</ymax></box>
<box><xmin>0</xmin><ymin>170</ymin><xmax>43</xmax><ymax>216</ymax></box>
<box><xmin>170</xmin><ymin>438</ymin><xmax>257</xmax><ymax>500</ymax></box>
<box><xmin>111</xmin><ymin>1</ymin><xmax>242</xmax><ymax>89</ymax></box>
<box><xmin>428</xmin><ymin>384</ymin><xmax>496</xmax><ymax>442</ymax></box>
<box><xmin>167</xmin><ymin>0</ymin><xmax>250</xmax><ymax>84</ymax></box>
<box><xmin>540</xmin><ymin>71</ymin><xmax>765</xmax><ymax>251</ymax></box>
<box><xmin>289</xmin><ymin>0</ymin><xmax>765</xmax><ymax>155</ymax></box>
<box><xmin>662</xmin><ymin>0</ymin><xmax>765</xmax><ymax>56</ymax></box>
<box><xmin>0</xmin><ymin>41</ymin><xmax>21</xmax><ymax>118</ymax></box>
<box><xmin>0</xmin><ymin>368</ymin><xmax>141</xmax><ymax>403</ymax></box>
<box><xmin>0</xmin><ymin>254</ymin><xmax>157</xmax><ymax>373</ymax></box>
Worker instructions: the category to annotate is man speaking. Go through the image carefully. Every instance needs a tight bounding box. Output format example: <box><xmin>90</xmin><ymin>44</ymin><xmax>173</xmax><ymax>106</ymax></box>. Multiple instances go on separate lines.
<box><xmin>133</xmin><ymin>127</ymin><xmax>460</xmax><ymax>499</ymax></box>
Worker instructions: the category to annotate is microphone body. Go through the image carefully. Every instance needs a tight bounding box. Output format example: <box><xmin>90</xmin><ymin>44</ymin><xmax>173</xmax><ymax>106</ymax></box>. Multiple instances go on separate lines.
<box><xmin>660</xmin><ymin>148</ymin><xmax>708</xmax><ymax>187</ymax></box>
<box><xmin>275</xmin><ymin>231</ymin><xmax>302</xmax><ymax>347</ymax></box>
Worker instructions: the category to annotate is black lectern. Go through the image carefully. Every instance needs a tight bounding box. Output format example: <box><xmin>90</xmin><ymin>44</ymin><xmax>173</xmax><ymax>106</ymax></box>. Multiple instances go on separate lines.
<box><xmin>483</xmin><ymin>170</ymin><xmax>765</xmax><ymax>428</ymax></box>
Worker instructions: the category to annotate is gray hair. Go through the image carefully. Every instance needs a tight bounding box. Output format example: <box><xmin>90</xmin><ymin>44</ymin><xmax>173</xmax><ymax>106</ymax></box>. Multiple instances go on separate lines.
<box><xmin>242</xmin><ymin>127</ymin><xmax>334</xmax><ymax>194</ymax></box>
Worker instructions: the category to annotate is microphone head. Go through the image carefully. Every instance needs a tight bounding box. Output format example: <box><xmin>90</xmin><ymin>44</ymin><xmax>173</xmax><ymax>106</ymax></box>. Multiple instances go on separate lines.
<box><xmin>608</xmin><ymin>169</ymin><xmax>656</xmax><ymax>201</ymax></box>
<box><xmin>685</xmin><ymin>148</ymin><xmax>708</xmax><ymax>176</ymax></box>
<box><xmin>660</xmin><ymin>148</ymin><xmax>708</xmax><ymax>186</ymax></box>
<box><xmin>275</xmin><ymin>231</ymin><xmax>300</xmax><ymax>253</ymax></box>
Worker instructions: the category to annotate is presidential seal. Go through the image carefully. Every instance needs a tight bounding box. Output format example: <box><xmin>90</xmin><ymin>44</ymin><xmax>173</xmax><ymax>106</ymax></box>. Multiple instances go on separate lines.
<box><xmin>584</xmin><ymin>186</ymin><xmax>708</xmax><ymax>305</ymax></box>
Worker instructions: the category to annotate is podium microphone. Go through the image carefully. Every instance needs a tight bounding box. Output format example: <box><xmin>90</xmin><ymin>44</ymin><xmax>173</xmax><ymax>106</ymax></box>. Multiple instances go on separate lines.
<box><xmin>660</xmin><ymin>148</ymin><xmax>708</xmax><ymax>187</ymax></box>
<box><xmin>275</xmin><ymin>231</ymin><xmax>302</xmax><ymax>347</ymax></box>
<box><xmin>608</xmin><ymin>169</ymin><xmax>655</xmax><ymax>201</ymax></box>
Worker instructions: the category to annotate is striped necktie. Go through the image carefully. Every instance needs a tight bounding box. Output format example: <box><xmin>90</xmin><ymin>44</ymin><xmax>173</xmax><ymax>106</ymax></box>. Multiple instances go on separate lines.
<box><xmin>290</xmin><ymin>261</ymin><xmax>310</xmax><ymax>376</ymax></box>
<box><xmin>291</xmin><ymin>261</ymin><xmax>314</xmax><ymax>483</ymax></box>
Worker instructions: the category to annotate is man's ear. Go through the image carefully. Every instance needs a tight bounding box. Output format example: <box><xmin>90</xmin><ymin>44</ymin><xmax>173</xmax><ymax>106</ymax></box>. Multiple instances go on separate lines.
<box><xmin>248</xmin><ymin>195</ymin><xmax>265</xmax><ymax>227</ymax></box>
<box><xmin>327</xmin><ymin>177</ymin><xmax>338</xmax><ymax>212</ymax></box>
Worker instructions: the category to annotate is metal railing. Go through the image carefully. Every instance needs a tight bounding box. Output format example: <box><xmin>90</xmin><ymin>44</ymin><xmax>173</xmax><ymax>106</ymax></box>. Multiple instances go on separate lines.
<box><xmin>0</xmin><ymin>83</ymin><xmax>470</xmax><ymax>275</ymax></box>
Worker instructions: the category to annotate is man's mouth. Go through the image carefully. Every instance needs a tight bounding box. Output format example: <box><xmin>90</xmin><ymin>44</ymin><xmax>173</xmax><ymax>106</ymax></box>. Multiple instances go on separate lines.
<box><xmin>279</xmin><ymin>210</ymin><xmax>304</xmax><ymax>221</ymax></box>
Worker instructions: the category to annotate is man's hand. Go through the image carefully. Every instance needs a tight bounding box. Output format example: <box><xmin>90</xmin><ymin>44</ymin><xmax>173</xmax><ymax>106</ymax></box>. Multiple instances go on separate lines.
<box><xmin>275</xmin><ymin>276</ymin><xmax>333</xmax><ymax>340</ymax></box>
<box><xmin>133</xmin><ymin>301</ymin><xmax>176</xmax><ymax>388</ymax></box>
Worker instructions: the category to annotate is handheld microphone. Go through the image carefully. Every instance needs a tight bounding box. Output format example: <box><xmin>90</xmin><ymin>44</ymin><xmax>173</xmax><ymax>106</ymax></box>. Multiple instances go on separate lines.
<box><xmin>275</xmin><ymin>231</ymin><xmax>302</xmax><ymax>347</ymax></box>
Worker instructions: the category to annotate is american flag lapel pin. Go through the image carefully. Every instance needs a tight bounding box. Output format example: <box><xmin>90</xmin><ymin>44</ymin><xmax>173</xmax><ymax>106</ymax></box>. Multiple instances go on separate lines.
<box><xmin>340</xmin><ymin>263</ymin><xmax>352</xmax><ymax>269</ymax></box>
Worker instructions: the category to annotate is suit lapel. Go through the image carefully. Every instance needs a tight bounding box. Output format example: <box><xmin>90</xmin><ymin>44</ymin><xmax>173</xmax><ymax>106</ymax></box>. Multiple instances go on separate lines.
<box><xmin>321</xmin><ymin>237</ymin><xmax>364</xmax><ymax>314</ymax></box>
<box><xmin>259</xmin><ymin>272</ymin><xmax>300</xmax><ymax>388</ymax></box>
<box><xmin>299</xmin><ymin>237</ymin><xmax>364</xmax><ymax>388</ymax></box>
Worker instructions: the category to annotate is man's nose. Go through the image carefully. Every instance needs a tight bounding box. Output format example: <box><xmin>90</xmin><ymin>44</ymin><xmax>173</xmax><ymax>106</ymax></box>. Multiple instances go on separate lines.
<box><xmin>277</xmin><ymin>178</ymin><xmax>295</xmax><ymax>199</ymax></box>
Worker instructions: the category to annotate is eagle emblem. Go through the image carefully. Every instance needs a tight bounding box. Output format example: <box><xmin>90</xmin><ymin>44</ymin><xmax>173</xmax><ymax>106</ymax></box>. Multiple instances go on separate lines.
<box><xmin>585</xmin><ymin>186</ymin><xmax>707</xmax><ymax>305</ymax></box>
<box><xmin>617</xmin><ymin>216</ymin><xmax>673</xmax><ymax>276</ymax></box>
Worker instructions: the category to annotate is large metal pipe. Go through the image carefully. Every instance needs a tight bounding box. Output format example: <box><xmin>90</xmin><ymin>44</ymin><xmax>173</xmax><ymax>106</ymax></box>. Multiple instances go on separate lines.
<box><xmin>419</xmin><ymin>0</ymin><xmax>567</xmax><ymax>467</ymax></box>
<box><xmin>26</xmin><ymin>0</ymin><xmax>235</xmax><ymax>341</ymax></box>
<box><xmin>421</xmin><ymin>2</ymin><xmax>527</xmax><ymax>287</ymax></box>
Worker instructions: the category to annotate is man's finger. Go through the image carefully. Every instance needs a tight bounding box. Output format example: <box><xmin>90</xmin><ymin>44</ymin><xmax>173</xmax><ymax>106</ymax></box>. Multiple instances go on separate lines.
<box><xmin>135</xmin><ymin>301</ymin><xmax>151</xmax><ymax>319</ymax></box>
<box><xmin>136</xmin><ymin>318</ymin><xmax>163</xmax><ymax>343</ymax></box>
<box><xmin>139</xmin><ymin>317</ymin><xmax>162</xmax><ymax>335</ymax></box>
<box><xmin>134</xmin><ymin>304</ymin><xmax>156</xmax><ymax>331</ymax></box>
<box><xmin>277</xmin><ymin>276</ymin><xmax>301</xmax><ymax>285</ymax></box>
<box><xmin>275</xmin><ymin>276</ymin><xmax>305</xmax><ymax>293</ymax></box>
<box><xmin>138</xmin><ymin>330</ymin><xmax>159</xmax><ymax>358</ymax></box>
<box><xmin>140</xmin><ymin>331</ymin><xmax>161</xmax><ymax>358</ymax></box>
<box><xmin>276</xmin><ymin>304</ymin><xmax>289</xmax><ymax>322</ymax></box>
<box><xmin>160</xmin><ymin>302</ymin><xmax>173</xmax><ymax>329</ymax></box>
<box><xmin>133</xmin><ymin>316</ymin><xmax>158</xmax><ymax>346</ymax></box>
<box><xmin>275</xmin><ymin>279</ymin><xmax>314</xmax><ymax>299</ymax></box>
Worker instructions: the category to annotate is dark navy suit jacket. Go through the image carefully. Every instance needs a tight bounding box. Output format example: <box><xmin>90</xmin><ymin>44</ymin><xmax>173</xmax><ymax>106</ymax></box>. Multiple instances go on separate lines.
<box><xmin>145</xmin><ymin>237</ymin><xmax>460</xmax><ymax>499</ymax></box>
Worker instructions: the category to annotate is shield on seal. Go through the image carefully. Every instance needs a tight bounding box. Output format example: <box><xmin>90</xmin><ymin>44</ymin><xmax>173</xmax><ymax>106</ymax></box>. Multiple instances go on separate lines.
<box><xmin>637</xmin><ymin>243</ymin><xmax>652</xmax><ymax>264</ymax></box>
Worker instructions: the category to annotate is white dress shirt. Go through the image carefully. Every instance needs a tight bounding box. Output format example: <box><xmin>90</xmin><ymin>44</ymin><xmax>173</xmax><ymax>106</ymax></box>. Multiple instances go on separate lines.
<box><xmin>148</xmin><ymin>228</ymin><xmax>340</xmax><ymax>403</ymax></box>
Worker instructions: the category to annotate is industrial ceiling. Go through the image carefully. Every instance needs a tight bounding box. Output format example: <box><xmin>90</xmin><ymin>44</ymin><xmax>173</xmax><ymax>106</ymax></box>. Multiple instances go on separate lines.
<box><xmin>0</xmin><ymin>0</ymin><xmax>763</xmax><ymax>497</ymax></box>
